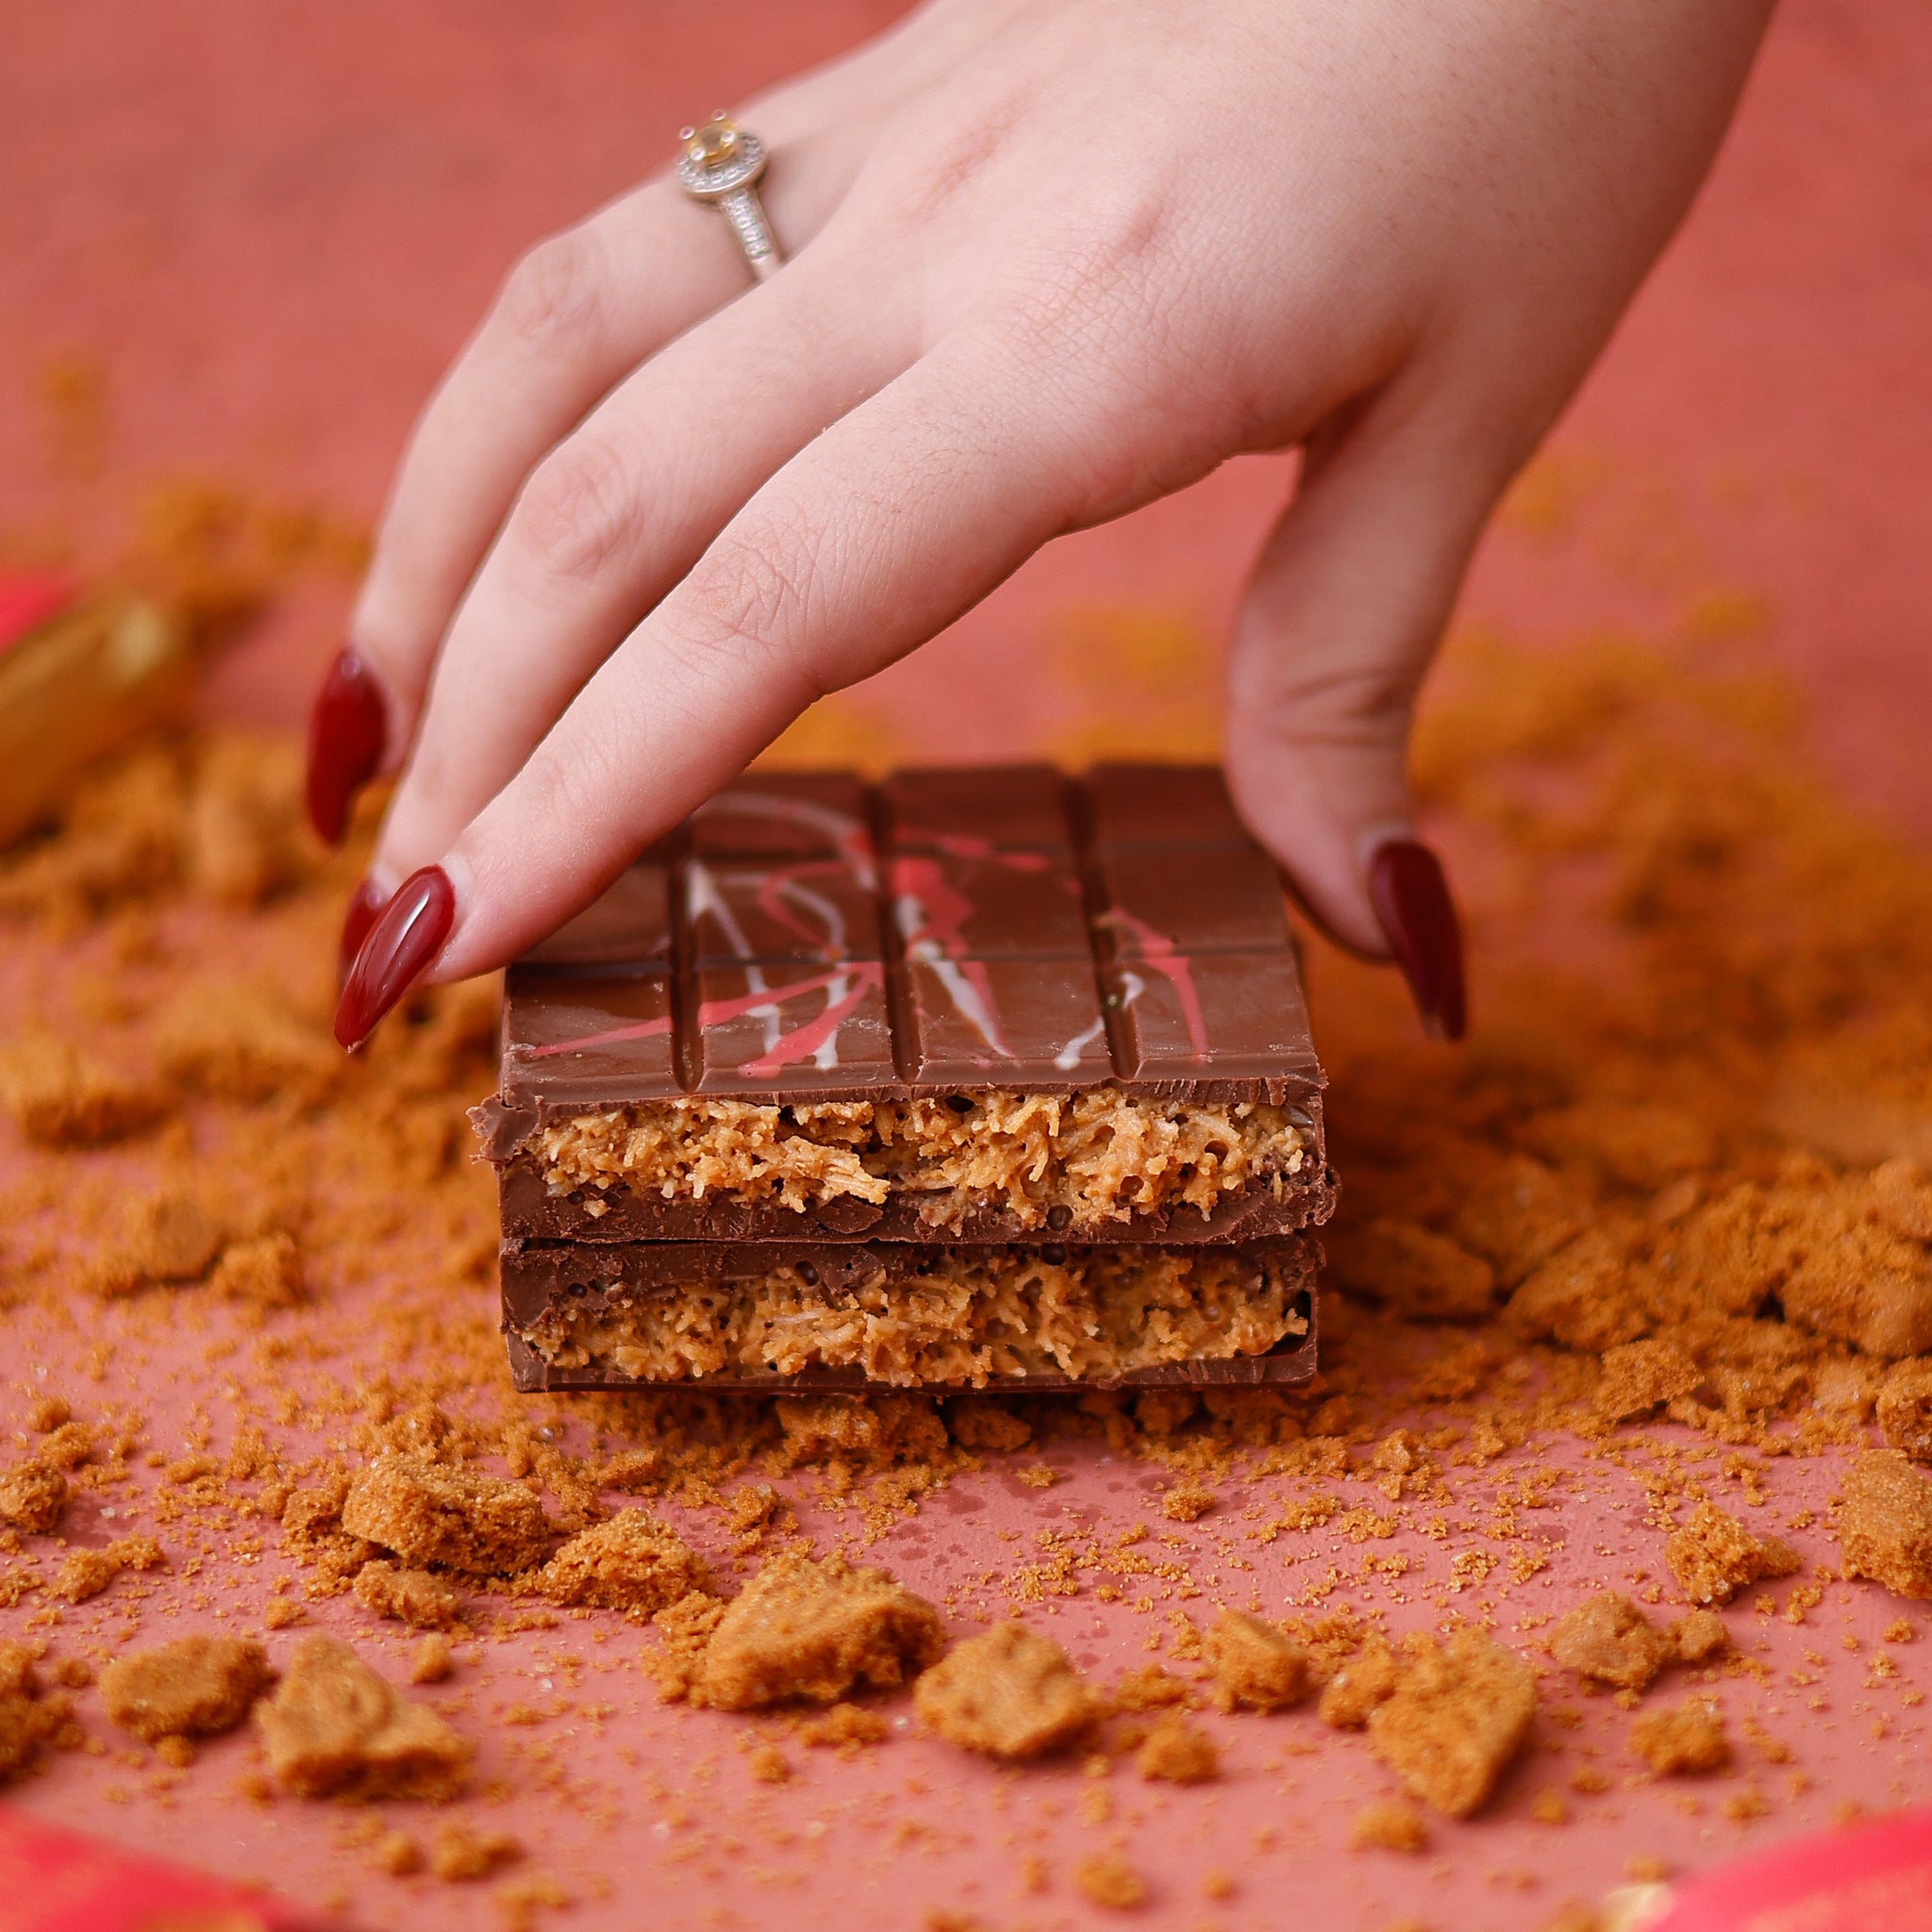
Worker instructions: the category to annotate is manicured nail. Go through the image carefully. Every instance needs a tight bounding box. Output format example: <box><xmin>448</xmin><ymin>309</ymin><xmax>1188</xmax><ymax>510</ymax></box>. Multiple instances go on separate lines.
<box><xmin>333</xmin><ymin>866</ymin><xmax>454</xmax><ymax>1049</ymax></box>
<box><xmin>305</xmin><ymin>647</ymin><xmax>387</xmax><ymax>845</ymax></box>
<box><xmin>1366</xmin><ymin>838</ymin><xmax>1466</xmax><ymax>1042</ymax></box>
<box><xmin>337</xmin><ymin>876</ymin><xmax>385</xmax><ymax>987</ymax></box>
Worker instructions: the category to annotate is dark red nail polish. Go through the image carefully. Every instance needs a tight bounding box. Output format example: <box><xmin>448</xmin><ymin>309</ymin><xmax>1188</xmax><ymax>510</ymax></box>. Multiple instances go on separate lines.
<box><xmin>1367</xmin><ymin>838</ymin><xmax>1467</xmax><ymax>1042</ymax></box>
<box><xmin>333</xmin><ymin>866</ymin><xmax>455</xmax><ymax>1049</ymax></box>
<box><xmin>305</xmin><ymin>647</ymin><xmax>387</xmax><ymax>845</ymax></box>
<box><xmin>337</xmin><ymin>876</ymin><xmax>385</xmax><ymax>986</ymax></box>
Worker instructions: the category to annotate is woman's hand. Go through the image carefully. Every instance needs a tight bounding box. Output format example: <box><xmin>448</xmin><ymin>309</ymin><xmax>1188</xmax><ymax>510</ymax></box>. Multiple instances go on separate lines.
<box><xmin>310</xmin><ymin>0</ymin><xmax>1773</xmax><ymax>1044</ymax></box>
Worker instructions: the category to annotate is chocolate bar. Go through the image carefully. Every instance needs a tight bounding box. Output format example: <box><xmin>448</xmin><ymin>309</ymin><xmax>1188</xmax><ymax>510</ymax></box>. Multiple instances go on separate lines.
<box><xmin>477</xmin><ymin>764</ymin><xmax>1333</xmax><ymax>1391</ymax></box>
<box><xmin>501</xmin><ymin>1235</ymin><xmax>1319</xmax><ymax>1391</ymax></box>
<box><xmin>475</xmin><ymin>764</ymin><xmax>1333</xmax><ymax>1246</ymax></box>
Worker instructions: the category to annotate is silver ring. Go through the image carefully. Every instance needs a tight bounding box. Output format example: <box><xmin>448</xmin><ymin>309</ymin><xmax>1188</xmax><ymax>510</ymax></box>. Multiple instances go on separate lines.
<box><xmin>676</xmin><ymin>112</ymin><xmax>782</xmax><ymax>284</ymax></box>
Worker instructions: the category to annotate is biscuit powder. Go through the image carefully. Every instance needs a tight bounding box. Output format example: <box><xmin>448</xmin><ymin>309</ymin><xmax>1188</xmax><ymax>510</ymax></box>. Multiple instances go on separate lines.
<box><xmin>3</xmin><ymin>542</ymin><xmax>1932</xmax><ymax>1924</ymax></box>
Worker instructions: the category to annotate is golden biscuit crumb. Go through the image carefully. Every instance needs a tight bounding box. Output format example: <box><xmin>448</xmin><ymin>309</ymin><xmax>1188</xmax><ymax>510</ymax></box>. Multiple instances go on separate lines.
<box><xmin>1548</xmin><ymin>1593</ymin><xmax>1671</xmax><ymax>1691</ymax></box>
<box><xmin>694</xmin><ymin>1552</ymin><xmax>943</xmax><ymax>1709</ymax></box>
<box><xmin>0</xmin><ymin>1461</ymin><xmax>67</xmax><ymax>1534</ymax></box>
<box><xmin>50</xmin><ymin>1534</ymin><xmax>164</xmax><ymax>1605</ymax></box>
<box><xmin>1135</xmin><ymin>1714</ymin><xmax>1218</xmax><ymax>1783</ymax></box>
<box><xmin>1319</xmin><ymin>1636</ymin><xmax>1400</xmax><ymax>1730</ymax></box>
<box><xmin>748</xmin><ymin>1743</ymin><xmax>791</xmax><ymax>1783</ymax></box>
<box><xmin>1631</xmin><ymin>1697</ymin><xmax>1731</xmax><ymax>1775</ymax></box>
<box><xmin>1350</xmin><ymin>1799</ymin><xmax>1428</xmax><ymax>1853</ymax></box>
<box><xmin>84</xmin><ymin>1188</ymin><xmax>223</xmax><ymax>1297</ymax></box>
<box><xmin>253</xmin><ymin>1634</ymin><xmax>470</xmax><ymax>1799</ymax></box>
<box><xmin>430</xmin><ymin>1823</ymin><xmax>523</xmax><ymax>1882</ymax></box>
<box><xmin>914</xmin><ymin>1623</ymin><xmax>1095</xmax><ymax>1760</ymax></box>
<box><xmin>0</xmin><ymin>1641</ymin><xmax>75</xmax><ymax>1784</ymax></box>
<box><xmin>1203</xmin><ymin>1607</ymin><xmax>1309</xmax><ymax>1712</ymax></box>
<box><xmin>1668</xmin><ymin>1609</ymin><xmax>1731</xmax><ymax>1665</ymax></box>
<box><xmin>1160</xmin><ymin>1478</ymin><xmax>1215</xmax><ymax>1522</ymax></box>
<box><xmin>1074</xmin><ymin>1855</ymin><xmax>1145</xmax><ymax>1911</ymax></box>
<box><xmin>1839</xmin><ymin>1451</ymin><xmax>1932</xmax><ymax>1597</ymax></box>
<box><xmin>355</xmin><ymin>1560</ymin><xmax>461</xmax><ymax>1630</ymax></box>
<box><xmin>375</xmin><ymin>1830</ymin><xmax>422</xmax><ymax>1876</ymax></box>
<box><xmin>1665</xmin><ymin>1503</ymin><xmax>1799</xmax><ymax>1607</ymax></box>
<box><xmin>97</xmin><ymin>1634</ymin><xmax>269</xmax><ymax>1743</ymax></box>
<box><xmin>409</xmin><ymin>1634</ymin><xmax>455</xmax><ymax>1685</ymax></box>
<box><xmin>1365</xmin><ymin>1632</ymin><xmax>1536</xmax><ymax>1817</ymax></box>
<box><xmin>0</xmin><ymin>1032</ymin><xmax>167</xmax><ymax>1145</ymax></box>
<box><xmin>798</xmin><ymin>1701</ymin><xmax>889</xmax><ymax>1751</ymax></box>
<box><xmin>525</xmin><ymin>1510</ymin><xmax>708</xmax><ymax>1613</ymax></box>
<box><xmin>341</xmin><ymin>1458</ymin><xmax>552</xmax><ymax>1576</ymax></box>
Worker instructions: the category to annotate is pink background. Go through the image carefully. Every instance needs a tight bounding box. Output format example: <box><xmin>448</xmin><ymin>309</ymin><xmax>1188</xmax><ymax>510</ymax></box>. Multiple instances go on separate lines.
<box><xmin>1</xmin><ymin>4</ymin><xmax>1930</xmax><ymax>1929</ymax></box>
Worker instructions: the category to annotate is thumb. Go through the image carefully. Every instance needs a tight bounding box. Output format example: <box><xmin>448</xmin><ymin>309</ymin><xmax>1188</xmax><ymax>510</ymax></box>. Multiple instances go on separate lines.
<box><xmin>1224</xmin><ymin>402</ymin><xmax>1501</xmax><ymax>1042</ymax></box>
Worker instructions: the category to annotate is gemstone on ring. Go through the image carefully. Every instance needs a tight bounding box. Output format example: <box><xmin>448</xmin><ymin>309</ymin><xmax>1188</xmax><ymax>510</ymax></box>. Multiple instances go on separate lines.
<box><xmin>675</xmin><ymin>111</ymin><xmax>782</xmax><ymax>283</ymax></box>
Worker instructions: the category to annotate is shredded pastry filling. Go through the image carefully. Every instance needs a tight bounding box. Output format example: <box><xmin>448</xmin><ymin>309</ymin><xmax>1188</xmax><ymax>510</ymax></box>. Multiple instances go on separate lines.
<box><xmin>525</xmin><ymin>1092</ymin><xmax>1308</xmax><ymax>1232</ymax></box>
<box><xmin>517</xmin><ymin>1247</ymin><xmax>1309</xmax><ymax>1388</ymax></box>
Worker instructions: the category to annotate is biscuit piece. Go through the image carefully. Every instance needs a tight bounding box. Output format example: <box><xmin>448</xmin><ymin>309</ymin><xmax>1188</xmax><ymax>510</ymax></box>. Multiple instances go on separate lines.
<box><xmin>1203</xmin><ymin>1607</ymin><xmax>1310</xmax><ymax>1711</ymax></box>
<box><xmin>1548</xmin><ymin>1592</ymin><xmax>1672</xmax><ymax>1692</ymax></box>
<box><xmin>1318</xmin><ymin>1635</ymin><xmax>1401</xmax><ymax>1730</ymax></box>
<box><xmin>1631</xmin><ymin>1696</ymin><xmax>1731</xmax><ymax>1775</ymax></box>
<box><xmin>525</xmin><ymin>1511</ymin><xmax>708</xmax><ymax>1614</ymax></box>
<box><xmin>1668</xmin><ymin>1609</ymin><xmax>1732</xmax><ymax>1665</ymax></box>
<box><xmin>0</xmin><ymin>1641</ymin><xmax>75</xmax><ymax>1783</ymax></box>
<box><xmin>429</xmin><ymin>1824</ymin><xmax>523</xmax><ymax>1882</ymax></box>
<box><xmin>1665</xmin><ymin>1503</ymin><xmax>1800</xmax><ymax>1607</ymax></box>
<box><xmin>49</xmin><ymin>1534</ymin><xmax>164</xmax><ymax>1605</ymax></box>
<box><xmin>914</xmin><ymin>1623</ymin><xmax>1096</xmax><ymax>1760</ymax></box>
<box><xmin>1327</xmin><ymin>1217</ymin><xmax>1497</xmax><ymax>1322</ymax></box>
<box><xmin>84</xmin><ymin>1188</ymin><xmax>223</xmax><ymax>1297</ymax></box>
<box><xmin>1135</xmin><ymin>1715</ymin><xmax>1219</xmax><ymax>1783</ymax></box>
<box><xmin>1877</xmin><ymin>1361</ymin><xmax>1932</xmax><ymax>1462</ymax></box>
<box><xmin>98</xmin><ymin>1635</ymin><xmax>269</xmax><ymax>1742</ymax></box>
<box><xmin>1074</xmin><ymin>1856</ymin><xmax>1145</xmax><ymax>1910</ymax></box>
<box><xmin>0</xmin><ymin>1461</ymin><xmax>67</xmax><ymax>1534</ymax></box>
<box><xmin>1507</xmin><ymin>1230</ymin><xmax>1650</xmax><ymax>1353</ymax></box>
<box><xmin>1594</xmin><ymin>1341</ymin><xmax>1703</xmax><ymax>1423</ymax></box>
<box><xmin>254</xmin><ymin>1634</ymin><xmax>470</xmax><ymax>1799</ymax></box>
<box><xmin>0</xmin><ymin>1033</ymin><xmax>167</xmax><ymax>1146</ymax></box>
<box><xmin>1350</xmin><ymin>1799</ymin><xmax>1429</xmax><ymax>1854</ymax></box>
<box><xmin>1365</xmin><ymin>1632</ymin><xmax>1536</xmax><ymax>1818</ymax></box>
<box><xmin>696</xmin><ymin>1552</ymin><xmax>944</xmax><ymax>1710</ymax></box>
<box><xmin>354</xmin><ymin>1561</ymin><xmax>461</xmax><ymax>1631</ymax></box>
<box><xmin>341</xmin><ymin>1459</ymin><xmax>552</xmax><ymax>1576</ymax></box>
<box><xmin>1839</xmin><ymin>1450</ymin><xmax>1932</xmax><ymax>1598</ymax></box>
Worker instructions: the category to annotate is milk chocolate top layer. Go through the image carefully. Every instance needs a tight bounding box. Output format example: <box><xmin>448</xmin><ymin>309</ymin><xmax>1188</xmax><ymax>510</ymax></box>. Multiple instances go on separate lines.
<box><xmin>479</xmin><ymin>763</ymin><xmax>1324</xmax><ymax>1145</ymax></box>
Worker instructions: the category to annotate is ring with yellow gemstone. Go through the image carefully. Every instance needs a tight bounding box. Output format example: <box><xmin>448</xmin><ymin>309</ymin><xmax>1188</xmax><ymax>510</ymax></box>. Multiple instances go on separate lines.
<box><xmin>675</xmin><ymin>112</ymin><xmax>782</xmax><ymax>283</ymax></box>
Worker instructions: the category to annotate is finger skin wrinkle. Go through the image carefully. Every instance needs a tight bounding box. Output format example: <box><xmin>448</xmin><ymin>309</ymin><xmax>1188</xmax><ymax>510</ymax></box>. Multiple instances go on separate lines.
<box><xmin>1242</xmin><ymin>655</ymin><xmax>1425</xmax><ymax>745</ymax></box>
<box><xmin>670</xmin><ymin>511</ymin><xmax>831</xmax><ymax>688</ymax></box>
<box><xmin>509</xmin><ymin>431</ymin><xmax>649</xmax><ymax>587</ymax></box>
<box><xmin>491</xmin><ymin>225</ymin><xmax>614</xmax><ymax>362</ymax></box>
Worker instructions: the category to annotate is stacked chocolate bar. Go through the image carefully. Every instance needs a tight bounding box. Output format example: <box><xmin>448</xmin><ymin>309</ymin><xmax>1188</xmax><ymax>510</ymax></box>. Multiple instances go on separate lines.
<box><xmin>471</xmin><ymin>765</ymin><xmax>1335</xmax><ymax>1392</ymax></box>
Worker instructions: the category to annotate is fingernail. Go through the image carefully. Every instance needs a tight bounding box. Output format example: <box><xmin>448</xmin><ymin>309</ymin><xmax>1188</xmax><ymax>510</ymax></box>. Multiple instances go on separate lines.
<box><xmin>305</xmin><ymin>647</ymin><xmax>387</xmax><ymax>845</ymax></box>
<box><xmin>337</xmin><ymin>875</ymin><xmax>385</xmax><ymax>987</ymax></box>
<box><xmin>334</xmin><ymin>865</ymin><xmax>455</xmax><ymax>1049</ymax></box>
<box><xmin>1366</xmin><ymin>838</ymin><xmax>1467</xmax><ymax>1042</ymax></box>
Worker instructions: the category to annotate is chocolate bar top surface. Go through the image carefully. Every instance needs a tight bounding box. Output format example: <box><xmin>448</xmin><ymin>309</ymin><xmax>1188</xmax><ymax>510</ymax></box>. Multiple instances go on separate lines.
<box><xmin>479</xmin><ymin>763</ymin><xmax>1324</xmax><ymax>1147</ymax></box>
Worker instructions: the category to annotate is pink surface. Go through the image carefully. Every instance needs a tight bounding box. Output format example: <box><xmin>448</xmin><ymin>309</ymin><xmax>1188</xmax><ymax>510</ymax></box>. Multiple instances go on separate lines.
<box><xmin>2</xmin><ymin>5</ymin><xmax>1931</xmax><ymax>1931</ymax></box>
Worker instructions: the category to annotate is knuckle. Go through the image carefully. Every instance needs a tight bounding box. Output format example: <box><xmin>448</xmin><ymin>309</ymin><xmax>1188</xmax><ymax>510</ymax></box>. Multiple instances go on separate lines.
<box><xmin>509</xmin><ymin>435</ymin><xmax>642</xmax><ymax>584</ymax></box>
<box><xmin>492</xmin><ymin>227</ymin><xmax>610</xmax><ymax>354</ymax></box>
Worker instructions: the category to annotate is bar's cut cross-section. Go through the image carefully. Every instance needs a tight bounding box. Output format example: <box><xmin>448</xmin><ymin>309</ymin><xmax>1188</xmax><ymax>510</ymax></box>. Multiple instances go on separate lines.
<box><xmin>501</xmin><ymin>1236</ymin><xmax>1319</xmax><ymax>1392</ymax></box>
